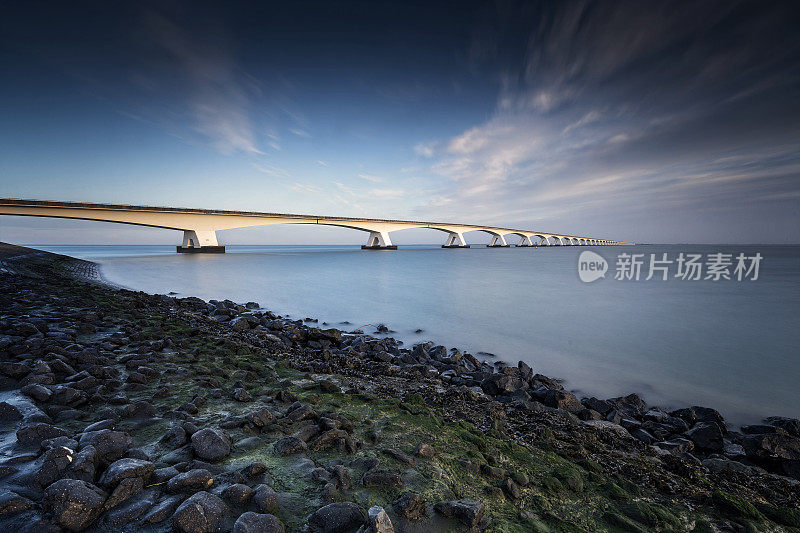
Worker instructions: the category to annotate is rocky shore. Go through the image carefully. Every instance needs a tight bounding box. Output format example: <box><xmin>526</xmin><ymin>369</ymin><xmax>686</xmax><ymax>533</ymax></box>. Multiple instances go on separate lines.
<box><xmin>0</xmin><ymin>242</ymin><xmax>798</xmax><ymax>532</ymax></box>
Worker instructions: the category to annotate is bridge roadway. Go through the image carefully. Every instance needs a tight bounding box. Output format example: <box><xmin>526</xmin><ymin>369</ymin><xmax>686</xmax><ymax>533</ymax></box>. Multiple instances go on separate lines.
<box><xmin>0</xmin><ymin>198</ymin><xmax>632</xmax><ymax>252</ymax></box>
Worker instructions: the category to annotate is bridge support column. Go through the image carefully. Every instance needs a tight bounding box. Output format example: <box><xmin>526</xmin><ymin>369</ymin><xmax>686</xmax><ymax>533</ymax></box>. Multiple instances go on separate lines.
<box><xmin>177</xmin><ymin>230</ymin><xmax>225</xmax><ymax>253</ymax></box>
<box><xmin>488</xmin><ymin>235</ymin><xmax>510</xmax><ymax>247</ymax></box>
<box><xmin>442</xmin><ymin>232</ymin><xmax>470</xmax><ymax>248</ymax></box>
<box><xmin>361</xmin><ymin>230</ymin><xmax>397</xmax><ymax>250</ymax></box>
<box><xmin>517</xmin><ymin>235</ymin><xmax>535</xmax><ymax>247</ymax></box>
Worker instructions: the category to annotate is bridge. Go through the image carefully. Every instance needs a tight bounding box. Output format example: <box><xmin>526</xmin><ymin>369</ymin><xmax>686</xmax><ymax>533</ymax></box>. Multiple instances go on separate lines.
<box><xmin>0</xmin><ymin>198</ymin><xmax>632</xmax><ymax>252</ymax></box>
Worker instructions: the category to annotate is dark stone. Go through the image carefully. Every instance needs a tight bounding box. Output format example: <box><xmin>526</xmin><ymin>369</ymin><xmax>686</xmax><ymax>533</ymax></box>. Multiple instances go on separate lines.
<box><xmin>246</xmin><ymin>407</ymin><xmax>275</xmax><ymax>427</ymax></box>
<box><xmin>414</xmin><ymin>443</ymin><xmax>435</xmax><ymax>457</ymax></box>
<box><xmin>99</xmin><ymin>458</ymin><xmax>154</xmax><ymax>488</ymax></box>
<box><xmin>16</xmin><ymin>423</ymin><xmax>69</xmax><ymax>446</ymax></box>
<box><xmin>434</xmin><ymin>499</ymin><xmax>485</xmax><ymax>528</ymax></box>
<box><xmin>167</xmin><ymin>469</ymin><xmax>214</xmax><ymax>493</ymax></box>
<box><xmin>21</xmin><ymin>383</ymin><xmax>52</xmax><ymax>402</ymax></box>
<box><xmin>764</xmin><ymin>416</ymin><xmax>800</xmax><ymax>437</ymax></box>
<box><xmin>582</xmin><ymin>397</ymin><xmax>613</xmax><ymax>415</ymax></box>
<box><xmin>743</xmin><ymin>433</ymin><xmax>800</xmax><ymax>461</ymax></box>
<box><xmin>223</xmin><ymin>484</ymin><xmax>253</xmax><ymax>506</ymax></box>
<box><xmin>382</xmin><ymin>448</ymin><xmax>414</xmax><ymax>465</ymax></box>
<box><xmin>43</xmin><ymin>479</ymin><xmax>106</xmax><ymax>531</ymax></box>
<box><xmin>78</xmin><ymin>430</ymin><xmax>133</xmax><ymax>465</ymax></box>
<box><xmin>392</xmin><ymin>491</ymin><xmax>427</xmax><ymax>520</ymax></box>
<box><xmin>308</xmin><ymin>502</ymin><xmax>367</xmax><ymax>533</ymax></box>
<box><xmin>252</xmin><ymin>484</ymin><xmax>278</xmax><ymax>513</ymax></box>
<box><xmin>233</xmin><ymin>512</ymin><xmax>284</xmax><ymax>533</ymax></box>
<box><xmin>0</xmin><ymin>401</ymin><xmax>23</xmax><ymax>421</ymax></box>
<box><xmin>162</xmin><ymin>424</ymin><xmax>188</xmax><ymax>448</ymax></box>
<box><xmin>685</xmin><ymin>423</ymin><xmax>724</xmax><ymax>451</ymax></box>
<box><xmin>531</xmin><ymin>389</ymin><xmax>583</xmax><ymax>413</ymax></box>
<box><xmin>480</xmin><ymin>373</ymin><xmax>528</xmax><ymax>396</ymax></box>
<box><xmin>233</xmin><ymin>388</ymin><xmax>254</xmax><ymax>402</ymax></box>
<box><xmin>502</xmin><ymin>477</ymin><xmax>521</xmax><ymax>499</ymax></box>
<box><xmin>105</xmin><ymin>477</ymin><xmax>144</xmax><ymax>509</ymax></box>
<box><xmin>0</xmin><ymin>490</ymin><xmax>34</xmax><ymax>515</ymax></box>
<box><xmin>191</xmin><ymin>428</ymin><xmax>231</xmax><ymax>462</ymax></box>
<box><xmin>139</xmin><ymin>495</ymin><xmax>183</xmax><ymax>524</ymax></box>
<box><xmin>362</xmin><ymin>469</ymin><xmax>404</xmax><ymax>488</ymax></box>
<box><xmin>274</xmin><ymin>436</ymin><xmax>307</xmax><ymax>456</ymax></box>
<box><xmin>172</xmin><ymin>491</ymin><xmax>229</xmax><ymax>533</ymax></box>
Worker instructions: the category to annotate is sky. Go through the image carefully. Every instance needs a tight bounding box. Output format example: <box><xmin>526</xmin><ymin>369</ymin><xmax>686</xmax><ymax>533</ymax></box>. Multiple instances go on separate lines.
<box><xmin>1</xmin><ymin>0</ymin><xmax>799</xmax><ymax>245</ymax></box>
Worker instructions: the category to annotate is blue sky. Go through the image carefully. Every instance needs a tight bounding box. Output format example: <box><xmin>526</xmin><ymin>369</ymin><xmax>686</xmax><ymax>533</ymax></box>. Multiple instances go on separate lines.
<box><xmin>1</xmin><ymin>0</ymin><xmax>799</xmax><ymax>245</ymax></box>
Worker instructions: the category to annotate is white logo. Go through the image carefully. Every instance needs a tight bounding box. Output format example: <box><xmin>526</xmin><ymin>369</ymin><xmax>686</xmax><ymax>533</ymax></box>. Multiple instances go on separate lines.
<box><xmin>578</xmin><ymin>251</ymin><xmax>608</xmax><ymax>282</ymax></box>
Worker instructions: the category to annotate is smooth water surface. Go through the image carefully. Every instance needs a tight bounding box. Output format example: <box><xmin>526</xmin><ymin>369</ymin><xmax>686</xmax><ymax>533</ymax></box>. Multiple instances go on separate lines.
<box><xmin>40</xmin><ymin>244</ymin><xmax>800</xmax><ymax>425</ymax></box>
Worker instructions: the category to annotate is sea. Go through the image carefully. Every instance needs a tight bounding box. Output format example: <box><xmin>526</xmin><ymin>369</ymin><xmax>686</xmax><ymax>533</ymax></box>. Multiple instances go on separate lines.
<box><xmin>36</xmin><ymin>243</ymin><xmax>800</xmax><ymax>426</ymax></box>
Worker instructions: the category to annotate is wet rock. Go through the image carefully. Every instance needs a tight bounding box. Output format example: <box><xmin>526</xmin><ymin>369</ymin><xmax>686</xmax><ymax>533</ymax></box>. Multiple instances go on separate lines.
<box><xmin>191</xmin><ymin>428</ymin><xmax>231</xmax><ymax>462</ymax></box>
<box><xmin>246</xmin><ymin>407</ymin><xmax>275</xmax><ymax>427</ymax></box>
<box><xmin>382</xmin><ymin>448</ymin><xmax>414</xmax><ymax>465</ymax></box>
<box><xmin>152</xmin><ymin>466</ymin><xmax>179</xmax><ymax>484</ymax></box>
<box><xmin>480</xmin><ymin>373</ymin><xmax>528</xmax><ymax>395</ymax></box>
<box><xmin>43</xmin><ymin>478</ymin><xmax>106</xmax><ymax>531</ymax></box>
<box><xmin>233</xmin><ymin>388</ymin><xmax>253</xmax><ymax>402</ymax></box>
<box><xmin>172</xmin><ymin>491</ymin><xmax>229</xmax><ymax>533</ymax></box>
<box><xmin>105</xmin><ymin>477</ymin><xmax>144</xmax><ymax>509</ymax></box>
<box><xmin>308</xmin><ymin>502</ymin><xmax>367</xmax><ymax>533</ymax></box>
<box><xmin>161</xmin><ymin>424</ymin><xmax>188</xmax><ymax>448</ymax></box>
<box><xmin>274</xmin><ymin>436</ymin><xmax>307</xmax><ymax>456</ymax></box>
<box><xmin>252</xmin><ymin>484</ymin><xmax>278</xmax><ymax>513</ymax></box>
<box><xmin>764</xmin><ymin>416</ymin><xmax>800</xmax><ymax>437</ymax></box>
<box><xmin>223</xmin><ymin>484</ymin><xmax>253</xmax><ymax>506</ymax></box>
<box><xmin>363</xmin><ymin>506</ymin><xmax>394</xmax><ymax>533</ymax></box>
<box><xmin>167</xmin><ymin>469</ymin><xmax>214</xmax><ymax>493</ymax></box>
<box><xmin>122</xmin><ymin>400</ymin><xmax>156</xmax><ymax>419</ymax></box>
<box><xmin>99</xmin><ymin>457</ymin><xmax>154</xmax><ymax>488</ymax></box>
<box><xmin>686</xmin><ymin>422</ymin><xmax>724</xmax><ymax>451</ymax></box>
<box><xmin>414</xmin><ymin>443</ymin><xmax>435</xmax><ymax>457</ymax></box>
<box><xmin>98</xmin><ymin>490</ymin><xmax>155</xmax><ymax>527</ymax></box>
<box><xmin>531</xmin><ymin>389</ymin><xmax>583</xmax><ymax>413</ymax></box>
<box><xmin>78</xmin><ymin>429</ymin><xmax>132</xmax><ymax>465</ymax></box>
<box><xmin>139</xmin><ymin>495</ymin><xmax>183</xmax><ymax>524</ymax></box>
<box><xmin>655</xmin><ymin>438</ymin><xmax>695</xmax><ymax>454</ymax></box>
<box><xmin>36</xmin><ymin>445</ymin><xmax>76</xmax><ymax>487</ymax></box>
<box><xmin>743</xmin><ymin>433</ymin><xmax>800</xmax><ymax>461</ymax></box>
<box><xmin>0</xmin><ymin>489</ymin><xmax>34</xmax><ymax>515</ymax></box>
<box><xmin>21</xmin><ymin>383</ymin><xmax>52</xmax><ymax>402</ymax></box>
<box><xmin>362</xmin><ymin>469</ymin><xmax>404</xmax><ymax>488</ymax></box>
<box><xmin>16</xmin><ymin>423</ymin><xmax>69</xmax><ymax>446</ymax></box>
<box><xmin>392</xmin><ymin>491</ymin><xmax>427</xmax><ymax>520</ymax></box>
<box><xmin>434</xmin><ymin>499</ymin><xmax>485</xmax><ymax>528</ymax></box>
<box><xmin>233</xmin><ymin>512</ymin><xmax>284</xmax><ymax>533</ymax></box>
<box><xmin>0</xmin><ymin>401</ymin><xmax>23</xmax><ymax>421</ymax></box>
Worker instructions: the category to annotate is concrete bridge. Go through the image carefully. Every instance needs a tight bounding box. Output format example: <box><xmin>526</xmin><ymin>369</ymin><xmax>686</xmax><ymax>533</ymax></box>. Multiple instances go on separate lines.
<box><xmin>0</xmin><ymin>198</ymin><xmax>632</xmax><ymax>252</ymax></box>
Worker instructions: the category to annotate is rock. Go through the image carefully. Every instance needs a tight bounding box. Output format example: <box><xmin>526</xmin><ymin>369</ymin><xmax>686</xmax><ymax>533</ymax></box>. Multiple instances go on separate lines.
<box><xmin>480</xmin><ymin>373</ymin><xmax>528</xmax><ymax>395</ymax></box>
<box><xmin>162</xmin><ymin>424</ymin><xmax>187</xmax><ymax>448</ymax></box>
<box><xmin>362</xmin><ymin>469</ymin><xmax>404</xmax><ymax>488</ymax></box>
<box><xmin>246</xmin><ymin>407</ymin><xmax>275</xmax><ymax>427</ymax></box>
<box><xmin>434</xmin><ymin>499</ymin><xmax>485</xmax><ymax>528</ymax></box>
<box><xmin>233</xmin><ymin>388</ymin><xmax>253</xmax><ymax>402</ymax></box>
<box><xmin>743</xmin><ymin>433</ymin><xmax>800</xmax><ymax>461</ymax></box>
<box><xmin>686</xmin><ymin>422</ymin><xmax>724</xmax><ymax>451</ymax></box>
<box><xmin>583</xmin><ymin>420</ymin><xmax>632</xmax><ymax>439</ymax></box>
<box><xmin>764</xmin><ymin>416</ymin><xmax>800</xmax><ymax>437</ymax></box>
<box><xmin>274</xmin><ymin>436</ymin><xmax>307</xmax><ymax>456</ymax></box>
<box><xmin>0</xmin><ymin>401</ymin><xmax>23</xmax><ymax>420</ymax></box>
<box><xmin>392</xmin><ymin>491</ymin><xmax>427</xmax><ymax>520</ymax></box>
<box><xmin>105</xmin><ymin>477</ymin><xmax>144</xmax><ymax>509</ymax></box>
<box><xmin>139</xmin><ymin>495</ymin><xmax>183</xmax><ymax>524</ymax></box>
<box><xmin>35</xmin><ymin>445</ymin><xmax>75</xmax><ymax>487</ymax></box>
<box><xmin>308</xmin><ymin>502</ymin><xmax>367</xmax><ymax>533</ymax></box>
<box><xmin>364</xmin><ymin>506</ymin><xmax>394</xmax><ymax>533</ymax></box>
<box><xmin>191</xmin><ymin>428</ymin><xmax>231</xmax><ymax>462</ymax></box>
<box><xmin>43</xmin><ymin>479</ymin><xmax>106</xmax><ymax>531</ymax></box>
<box><xmin>308</xmin><ymin>328</ymin><xmax>342</xmax><ymax>344</ymax></box>
<box><xmin>21</xmin><ymin>383</ymin><xmax>52</xmax><ymax>402</ymax></box>
<box><xmin>233</xmin><ymin>512</ymin><xmax>284</xmax><ymax>533</ymax></box>
<box><xmin>309</xmin><ymin>429</ymin><xmax>351</xmax><ymax>451</ymax></box>
<box><xmin>252</xmin><ymin>484</ymin><xmax>278</xmax><ymax>513</ymax></box>
<box><xmin>99</xmin><ymin>458</ymin><xmax>154</xmax><ymax>488</ymax></box>
<box><xmin>152</xmin><ymin>466</ymin><xmax>179</xmax><ymax>484</ymax></box>
<box><xmin>382</xmin><ymin>448</ymin><xmax>414</xmax><ymax>465</ymax></box>
<box><xmin>78</xmin><ymin>430</ymin><xmax>132</xmax><ymax>465</ymax></box>
<box><xmin>703</xmin><ymin>458</ymin><xmax>760</xmax><ymax>475</ymax></box>
<box><xmin>16</xmin><ymin>423</ymin><xmax>69</xmax><ymax>446</ymax></box>
<box><xmin>172</xmin><ymin>491</ymin><xmax>229</xmax><ymax>533</ymax></box>
<box><xmin>230</xmin><ymin>317</ymin><xmax>251</xmax><ymax>332</ymax></box>
<box><xmin>415</xmin><ymin>443</ymin><xmax>435</xmax><ymax>457</ymax></box>
<box><xmin>531</xmin><ymin>389</ymin><xmax>583</xmax><ymax>413</ymax></box>
<box><xmin>223</xmin><ymin>484</ymin><xmax>253</xmax><ymax>506</ymax></box>
<box><xmin>0</xmin><ymin>489</ymin><xmax>34</xmax><ymax>515</ymax></box>
<box><xmin>167</xmin><ymin>469</ymin><xmax>214</xmax><ymax>493</ymax></box>
<box><xmin>502</xmin><ymin>477</ymin><xmax>521</xmax><ymax>499</ymax></box>
<box><xmin>655</xmin><ymin>438</ymin><xmax>695</xmax><ymax>454</ymax></box>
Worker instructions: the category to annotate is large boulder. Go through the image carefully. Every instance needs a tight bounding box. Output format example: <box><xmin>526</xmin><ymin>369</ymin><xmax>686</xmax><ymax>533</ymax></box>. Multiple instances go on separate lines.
<box><xmin>16</xmin><ymin>423</ymin><xmax>69</xmax><ymax>446</ymax></box>
<box><xmin>233</xmin><ymin>512</ymin><xmax>284</xmax><ymax>533</ymax></box>
<box><xmin>764</xmin><ymin>416</ymin><xmax>800</xmax><ymax>437</ymax></box>
<box><xmin>98</xmin><ymin>458</ymin><xmax>154</xmax><ymax>488</ymax></box>
<box><xmin>172</xmin><ymin>491</ymin><xmax>229</xmax><ymax>533</ymax></box>
<box><xmin>392</xmin><ymin>491</ymin><xmax>427</xmax><ymax>520</ymax></box>
<box><xmin>531</xmin><ymin>389</ymin><xmax>583</xmax><ymax>413</ymax></box>
<box><xmin>434</xmin><ymin>499</ymin><xmax>485</xmax><ymax>528</ymax></box>
<box><xmin>685</xmin><ymin>423</ymin><xmax>724</xmax><ymax>452</ymax></box>
<box><xmin>191</xmin><ymin>428</ymin><xmax>231</xmax><ymax>462</ymax></box>
<box><xmin>43</xmin><ymin>479</ymin><xmax>106</xmax><ymax>531</ymax></box>
<box><xmin>166</xmin><ymin>469</ymin><xmax>214</xmax><ymax>493</ymax></box>
<box><xmin>78</xmin><ymin>430</ymin><xmax>132</xmax><ymax>465</ymax></box>
<box><xmin>480</xmin><ymin>374</ymin><xmax>528</xmax><ymax>396</ymax></box>
<box><xmin>364</xmin><ymin>506</ymin><xmax>394</xmax><ymax>533</ymax></box>
<box><xmin>308</xmin><ymin>502</ymin><xmax>367</xmax><ymax>533</ymax></box>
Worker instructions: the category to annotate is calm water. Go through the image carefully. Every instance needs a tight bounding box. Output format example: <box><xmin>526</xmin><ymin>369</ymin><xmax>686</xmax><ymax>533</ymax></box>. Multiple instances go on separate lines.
<box><xmin>38</xmin><ymin>244</ymin><xmax>800</xmax><ymax>426</ymax></box>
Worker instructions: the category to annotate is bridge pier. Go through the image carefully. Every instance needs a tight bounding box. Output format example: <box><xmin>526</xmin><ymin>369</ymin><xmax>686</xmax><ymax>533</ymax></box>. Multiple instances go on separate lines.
<box><xmin>361</xmin><ymin>230</ymin><xmax>397</xmax><ymax>250</ymax></box>
<box><xmin>177</xmin><ymin>230</ymin><xmax>225</xmax><ymax>253</ymax></box>
<box><xmin>487</xmin><ymin>235</ymin><xmax>510</xmax><ymax>247</ymax></box>
<box><xmin>442</xmin><ymin>232</ymin><xmax>470</xmax><ymax>248</ymax></box>
<box><xmin>516</xmin><ymin>235</ymin><xmax>535</xmax><ymax>247</ymax></box>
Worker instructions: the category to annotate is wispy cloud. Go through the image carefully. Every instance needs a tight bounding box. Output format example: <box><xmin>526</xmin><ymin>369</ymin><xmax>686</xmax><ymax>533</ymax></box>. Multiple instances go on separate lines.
<box><xmin>254</xmin><ymin>163</ymin><xmax>292</xmax><ymax>179</ymax></box>
<box><xmin>357</xmin><ymin>173</ymin><xmax>385</xmax><ymax>183</ymax></box>
<box><xmin>289</xmin><ymin>182</ymin><xmax>321</xmax><ymax>195</ymax></box>
<box><xmin>370</xmin><ymin>188</ymin><xmax>404</xmax><ymax>200</ymax></box>
<box><xmin>316</xmin><ymin>160</ymin><xmax>329</xmax><ymax>167</ymax></box>
<box><xmin>289</xmin><ymin>127</ymin><xmax>310</xmax><ymax>137</ymax></box>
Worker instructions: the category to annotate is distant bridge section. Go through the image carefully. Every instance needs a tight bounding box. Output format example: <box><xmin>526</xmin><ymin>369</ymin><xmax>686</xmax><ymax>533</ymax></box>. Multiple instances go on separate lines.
<box><xmin>0</xmin><ymin>198</ymin><xmax>633</xmax><ymax>252</ymax></box>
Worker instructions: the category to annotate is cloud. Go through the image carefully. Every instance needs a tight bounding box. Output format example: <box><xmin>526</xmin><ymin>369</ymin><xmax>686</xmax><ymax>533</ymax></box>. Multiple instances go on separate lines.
<box><xmin>254</xmin><ymin>164</ymin><xmax>292</xmax><ymax>179</ymax></box>
<box><xmin>289</xmin><ymin>182</ymin><xmax>321</xmax><ymax>195</ymax></box>
<box><xmin>357</xmin><ymin>173</ymin><xmax>385</xmax><ymax>183</ymax></box>
<box><xmin>369</xmin><ymin>188</ymin><xmax>404</xmax><ymax>200</ymax></box>
<box><xmin>316</xmin><ymin>160</ymin><xmax>329</xmax><ymax>167</ymax></box>
<box><xmin>414</xmin><ymin>142</ymin><xmax>436</xmax><ymax>157</ymax></box>
<box><xmin>289</xmin><ymin>128</ymin><xmax>310</xmax><ymax>137</ymax></box>
<box><xmin>137</xmin><ymin>10</ymin><xmax>264</xmax><ymax>155</ymax></box>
